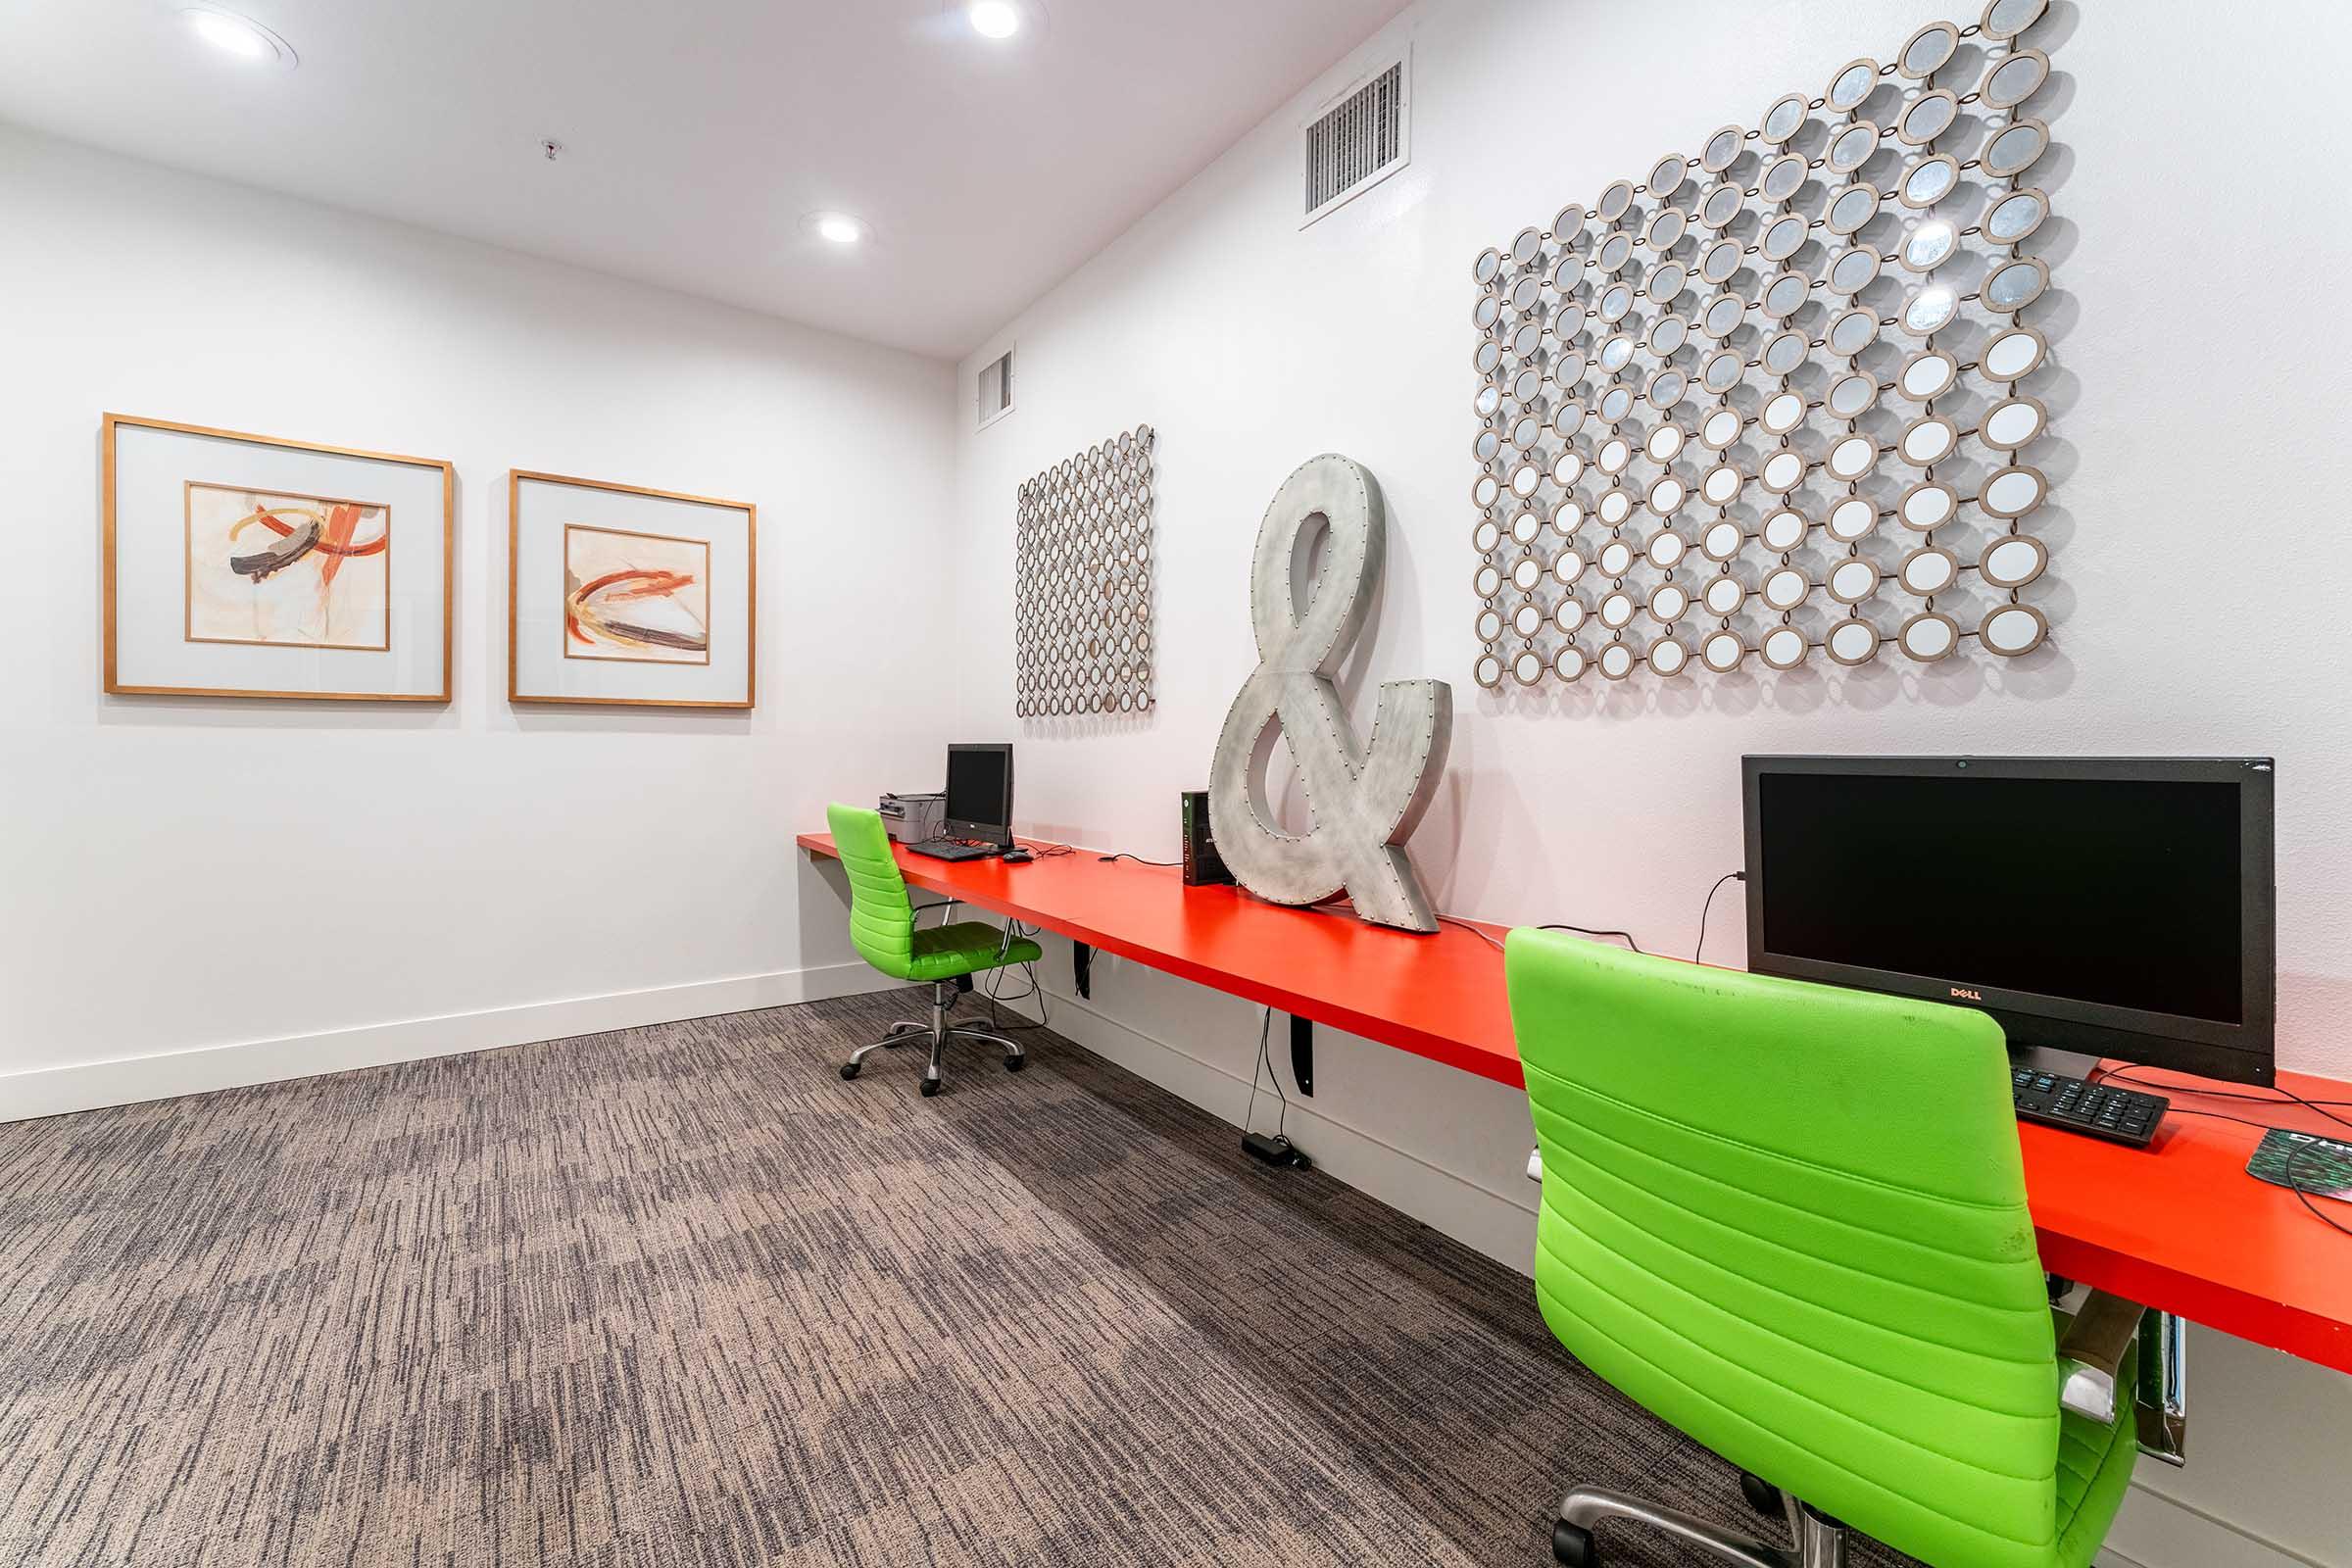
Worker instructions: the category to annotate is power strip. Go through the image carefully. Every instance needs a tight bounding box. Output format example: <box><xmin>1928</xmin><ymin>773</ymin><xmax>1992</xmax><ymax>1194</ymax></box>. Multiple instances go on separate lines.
<box><xmin>1243</xmin><ymin>1131</ymin><xmax>1312</xmax><ymax>1170</ymax></box>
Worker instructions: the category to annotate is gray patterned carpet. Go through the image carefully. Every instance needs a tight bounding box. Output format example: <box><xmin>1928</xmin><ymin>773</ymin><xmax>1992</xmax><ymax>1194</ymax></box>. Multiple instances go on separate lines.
<box><xmin>0</xmin><ymin>990</ymin><xmax>1923</xmax><ymax>1567</ymax></box>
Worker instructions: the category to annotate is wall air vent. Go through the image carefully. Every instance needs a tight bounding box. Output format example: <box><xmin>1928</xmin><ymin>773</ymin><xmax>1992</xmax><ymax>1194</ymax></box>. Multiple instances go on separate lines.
<box><xmin>1301</xmin><ymin>56</ymin><xmax>1408</xmax><ymax>227</ymax></box>
<box><xmin>977</xmin><ymin>348</ymin><xmax>1013</xmax><ymax>430</ymax></box>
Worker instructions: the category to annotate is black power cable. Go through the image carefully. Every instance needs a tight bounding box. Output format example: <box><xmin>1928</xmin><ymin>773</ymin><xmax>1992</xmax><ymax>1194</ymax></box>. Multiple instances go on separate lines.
<box><xmin>981</xmin><ymin>920</ymin><xmax>1052</xmax><ymax>1034</ymax></box>
<box><xmin>1437</xmin><ymin>915</ymin><xmax>1504</xmax><ymax>951</ymax></box>
<box><xmin>2286</xmin><ymin>1141</ymin><xmax>2352</xmax><ymax>1240</ymax></box>
<box><xmin>1536</xmin><ymin>922</ymin><xmax>1642</xmax><ymax>953</ymax></box>
<box><xmin>1242</xmin><ymin>1005</ymin><xmax>1291</xmax><ymax>1142</ymax></box>
<box><xmin>1304</xmin><ymin>887</ymin><xmax>1642</xmax><ymax>954</ymax></box>
<box><xmin>1693</xmin><ymin>871</ymin><xmax>1745</xmax><ymax>964</ymax></box>
<box><xmin>2092</xmin><ymin>1067</ymin><xmax>2352</xmax><ymax>1126</ymax></box>
<box><xmin>2120</xmin><ymin>1102</ymin><xmax>2352</xmax><ymax>1241</ymax></box>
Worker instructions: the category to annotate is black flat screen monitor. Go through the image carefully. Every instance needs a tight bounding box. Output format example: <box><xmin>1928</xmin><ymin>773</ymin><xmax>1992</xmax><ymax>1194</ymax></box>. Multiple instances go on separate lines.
<box><xmin>944</xmin><ymin>744</ymin><xmax>1014</xmax><ymax>847</ymax></box>
<box><xmin>1742</xmin><ymin>756</ymin><xmax>2276</xmax><ymax>1086</ymax></box>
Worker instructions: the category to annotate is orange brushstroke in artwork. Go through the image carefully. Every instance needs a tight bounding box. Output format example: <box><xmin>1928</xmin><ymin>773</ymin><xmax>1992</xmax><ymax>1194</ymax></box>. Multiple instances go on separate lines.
<box><xmin>579</xmin><ymin>567</ymin><xmax>697</xmax><ymax>601</ymax></box>
<box><xmin>233</xmin><ymin>506</ymin><xmax>387</xmax><ymax>557</ymax></box>
<box><xmin>567</xmin><ymin>567</ymin><xmax>702</xmax><ymax>648</ymax></box>
<box><xmin>316</xmin><ymin>504</ymin><xmax>364</xmax><ymax>594</ymax></box>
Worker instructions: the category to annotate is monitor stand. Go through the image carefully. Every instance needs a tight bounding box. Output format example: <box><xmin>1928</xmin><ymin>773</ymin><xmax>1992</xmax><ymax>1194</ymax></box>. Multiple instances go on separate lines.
<box><xmin>2008</xmin><ymin>1041</ymin><xmax>2103</xmax><ymax>1082</ymax></box>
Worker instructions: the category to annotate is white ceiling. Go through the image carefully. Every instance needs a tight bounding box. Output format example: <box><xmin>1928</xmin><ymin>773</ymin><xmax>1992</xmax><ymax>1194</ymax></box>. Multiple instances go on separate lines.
<box><xmin>0</xmin><ymin>0</ymin><xmax>1410</xmax><ymax>360</ymax></box>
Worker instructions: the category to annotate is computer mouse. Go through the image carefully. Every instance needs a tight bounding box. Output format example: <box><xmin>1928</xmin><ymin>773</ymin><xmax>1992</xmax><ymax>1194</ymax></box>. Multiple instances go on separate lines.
<box><xmin>1001</xmin><ymin>848</ymin><xmax>1035</xmax><ymax>863</ymax></box>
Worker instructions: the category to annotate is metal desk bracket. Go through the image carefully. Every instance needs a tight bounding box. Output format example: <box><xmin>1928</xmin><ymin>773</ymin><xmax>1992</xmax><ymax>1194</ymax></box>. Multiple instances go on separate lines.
<box><xmin>1291</xmin><ymin>1014</ymin><xmax>1314</xmax><ymax>1097</ymax></box>
<box><xmin>2136</xmin><ymin>1309</ymin><xmax>2188</xmax><ymax>1465</ymax></box>
<box><xmin>1072</xmin><ymin>942</ymin><xmax>1092</xmax><ymax>999</ymax></box>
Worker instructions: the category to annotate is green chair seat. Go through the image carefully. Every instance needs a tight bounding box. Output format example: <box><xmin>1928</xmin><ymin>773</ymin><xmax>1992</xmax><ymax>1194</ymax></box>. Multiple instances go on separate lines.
<box><xmin>909</xmin><ymin>921</ymin><xmax>1042</xmax><ymax>982</ymax></box>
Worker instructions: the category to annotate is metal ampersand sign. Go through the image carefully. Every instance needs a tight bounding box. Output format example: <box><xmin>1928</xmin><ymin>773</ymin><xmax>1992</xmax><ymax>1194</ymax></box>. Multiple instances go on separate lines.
<box><xmin>1210</xmin><ymin>455</ymin><xmax>1453</xmax><ymax>934</ymax></box>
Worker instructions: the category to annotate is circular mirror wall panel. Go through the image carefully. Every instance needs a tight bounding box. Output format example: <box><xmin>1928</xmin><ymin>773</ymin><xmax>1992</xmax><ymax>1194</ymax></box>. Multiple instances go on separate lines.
<box><xmin>1980</xmin><ymin>603</ymin><xmax>2048</xmax><ymax>657</ymax></box>
<box><xmin>1980</xmin><ymin>533</ymin><xmax>2048</xmax><ymax>588</ymax></box>
<box><xmin>1827</xmin><ymin>120</ymin><xmax>1880</xmax><ymax>173</ymax></box>
<box><xmin>1762</xmin><ymin>565</ymin><xmax>1811</xmax><ymax>612</ymax></box>
<box><xmin>1463</xmin><ymin>4</ymin><xmax>2060</xmax><ymax>688</ymax></box>
<box><xmin>1827</xmin><ymin>58</ymin><xmax>1878</xmax><ymax>112</ymax></box>
<box><xmin>1826</xmin><ymin>617</ymin><xmax>1882</xmax><ymax>666</ymax></box>
<box><xmin>1760</xmin><ymin>626</ymin><xmax>1810</xmax><ymax>670</ymax></box>
<box><xmin>1828</xmin><ymin>497</ymin><xmax>1880</xmax><ymax>542</ymax></box>
<box><xmin>1828</xmin><ymin>558</ymin><xmax>1882</xmax><ymax>605</ymax></box>
<box><xmin>1017</xmin><ymin>426</ymin><xmax>1156</xmax><ymax>718</ymax></box>
<box><xmin>1898</xmin><ymin>610</ymin><xmax>1960</xmax><ymax>662</ymax></box>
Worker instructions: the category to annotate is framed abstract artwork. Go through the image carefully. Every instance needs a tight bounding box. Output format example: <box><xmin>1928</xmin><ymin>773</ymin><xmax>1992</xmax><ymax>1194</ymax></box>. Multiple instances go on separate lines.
<box><xmin>102</xmin><ymin>414</ymin><xmax>453</xmax><ymax>700</ymax></box>
<box><xmin>508</xmin><ymin>470</ymin><xmax>756</xmax><ymax>708</ymax></box>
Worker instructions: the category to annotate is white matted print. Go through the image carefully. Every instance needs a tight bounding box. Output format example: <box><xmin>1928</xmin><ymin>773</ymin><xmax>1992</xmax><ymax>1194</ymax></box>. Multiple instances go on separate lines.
<box><xmin>105</xmin><ymin>415</ymin><xmax>452</xmax><ymax>700</ymax></box>
<box><xmin>562</xmin><ymin>524</ymin><xmax>710</xmax><ymax>665</ymax></box>
<box><xmin>510</xmin><ymin>470</ymin><xmax>755</xmax><ymax>708</ymax></box>
<box><xmin>185</xmin><ymin>482</ymin><xmax>391</xmax><ymax>651</ymax></box>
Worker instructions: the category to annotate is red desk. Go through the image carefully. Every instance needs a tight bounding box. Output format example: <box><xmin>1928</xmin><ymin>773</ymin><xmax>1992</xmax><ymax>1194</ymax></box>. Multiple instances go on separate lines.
<box><xmin>798</xmin><ymin>832</ymin><xmax>2352</xmax><ymax>1375</ymax></box>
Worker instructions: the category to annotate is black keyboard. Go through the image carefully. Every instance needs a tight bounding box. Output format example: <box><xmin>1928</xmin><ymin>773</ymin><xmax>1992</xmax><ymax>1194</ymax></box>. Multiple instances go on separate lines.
<box><xmin>909</xmin><ymin>839</ymin><xmax>999</xmax><ymax>862</ymax></box>
<box><xmin>2011</xmin><ymin>1066</ymin><xmax>2168</xmax><ymax>1149</ymax></box>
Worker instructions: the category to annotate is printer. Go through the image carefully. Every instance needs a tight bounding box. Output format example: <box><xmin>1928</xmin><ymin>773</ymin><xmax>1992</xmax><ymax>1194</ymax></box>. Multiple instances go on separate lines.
<box><xmin>877</xmin><ymin>792</ymin><xmax>947</xmax><ymax>845</ymax></box>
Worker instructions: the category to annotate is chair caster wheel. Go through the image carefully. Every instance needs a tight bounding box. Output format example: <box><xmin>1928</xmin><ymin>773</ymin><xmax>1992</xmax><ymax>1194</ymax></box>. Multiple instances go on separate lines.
<box><xmin>1550</xmin><ymin>1519</ymin><xmax>1596</xmax><ymax>1566</ymax></box>
<box><xmin>1004</xmin><ymin>1054</ymin><xmax>1026</xmax><ymax>1071</ymax></box>
<box><xmin>1740</xmin><ymin>1472</ymin><xmax>1783</xmax><ymax>1519</ymax></box>
<box><xmin>839</xmin><ymin>1063</ymin><xmax>859</xmax><ymax>1080</ymax></box>
<box><xmin>920</xmin><ymin>1078</ymin><xmax>941</xmax><ymax>1098</ymax></box>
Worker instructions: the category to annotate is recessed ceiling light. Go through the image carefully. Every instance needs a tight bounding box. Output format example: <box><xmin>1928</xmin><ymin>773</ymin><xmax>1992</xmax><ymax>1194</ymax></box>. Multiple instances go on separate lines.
<box><xmin>968</xmin><ymin>1</ymin><xmax>1021</xmax><ymax>38</ymax></box>
<box><xmin>181</xmin><ymin>8</ymin><xmax>296</xmax><ymax>68</ymax></box>
<box><xmin>812</xmin><ymin>213</ymin><xmax>865</xmax><ymax>246</ymax></box>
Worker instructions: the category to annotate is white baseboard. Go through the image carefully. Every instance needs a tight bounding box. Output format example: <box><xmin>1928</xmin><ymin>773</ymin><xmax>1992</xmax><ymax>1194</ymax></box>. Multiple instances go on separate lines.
<box><xmin>2103</xmin><ymin>1476</ymin><xmax>2333</xmax><ymax>1568</ymax></box>
<box><xmin>0</xmin><ymin>961</ymin><xmax>891</xmax><ymax>1122</ymax></box>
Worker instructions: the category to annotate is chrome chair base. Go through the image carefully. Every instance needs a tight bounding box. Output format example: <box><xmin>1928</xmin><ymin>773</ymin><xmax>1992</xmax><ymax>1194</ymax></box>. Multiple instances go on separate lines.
<box><xmin>1551</xmin><ymin>1483</ymin><xmax>1846</xmax><ymax>1568</ymax></box>
<box><xmin>839</xmin><ymin>982</ymin><xmax>1027</xmax><ymax>1096</ymax></box>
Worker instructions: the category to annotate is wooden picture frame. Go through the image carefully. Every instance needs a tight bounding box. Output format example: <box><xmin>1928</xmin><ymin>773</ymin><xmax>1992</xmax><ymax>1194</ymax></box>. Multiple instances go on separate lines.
<box><xmin>507</xmin><ymin>469</ymin><xmax>757</xmax><ymax>710</ymax></box>
<box><xmin>103</xmin><ymin>414</ymin><xmax>454</xmax><ymax>702</ymax></box>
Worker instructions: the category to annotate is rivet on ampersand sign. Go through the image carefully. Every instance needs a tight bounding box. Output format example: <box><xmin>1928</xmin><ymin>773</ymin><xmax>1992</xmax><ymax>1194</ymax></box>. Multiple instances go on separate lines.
<box><xmin>1209</xmin><ymin>455</ymin><xmax>1454</xmax><ymax>934</ymax></box>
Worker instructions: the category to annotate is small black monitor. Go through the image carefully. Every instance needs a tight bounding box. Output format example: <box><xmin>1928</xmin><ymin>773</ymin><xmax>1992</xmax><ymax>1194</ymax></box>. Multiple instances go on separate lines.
<box><xmin>944</xmin><ymin>744</ymin><xmax>1014</xmax><ymax>847</ymax></box>
<box><xmin>1742</xmin><ymin>756</ymin><xmax>2277</xmax><ymax>1086</ymax></box>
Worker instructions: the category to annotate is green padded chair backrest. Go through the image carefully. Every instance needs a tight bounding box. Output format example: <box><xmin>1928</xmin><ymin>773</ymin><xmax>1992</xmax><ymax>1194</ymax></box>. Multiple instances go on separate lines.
<box><xmin>1506</xmin><ymin>931</ymin><xmax>2062</xmax><ymax>1568</ymax></box>
<box><xmin>828</xmin><ymin>803</ymin><xmax>918</xmax><ymax>981</ymax></box>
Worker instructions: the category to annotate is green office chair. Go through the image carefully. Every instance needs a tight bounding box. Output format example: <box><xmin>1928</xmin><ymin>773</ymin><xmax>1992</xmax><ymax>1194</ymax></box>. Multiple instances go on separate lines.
<box><xmin>1506</xmin><ymin>931</ymin><xmax>2143</xmax><ymax>1568</ymax></box>
<box><xmin>828</xmin><ymin>803</ymin><xmax>1043</xmax><ymax>1097</ymax></box>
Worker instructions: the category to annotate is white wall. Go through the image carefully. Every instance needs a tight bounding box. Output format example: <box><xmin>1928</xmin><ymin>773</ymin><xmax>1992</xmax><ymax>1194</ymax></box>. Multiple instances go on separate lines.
<box><xmin>946</xmin><ymin>3</ymin><xmax>2352</xmax><ymax>1565</ymax></box>
<box><xmin>0</xmin><ymin>126</ymin><xmax>952</xmax><ymax>1117</ymax></box>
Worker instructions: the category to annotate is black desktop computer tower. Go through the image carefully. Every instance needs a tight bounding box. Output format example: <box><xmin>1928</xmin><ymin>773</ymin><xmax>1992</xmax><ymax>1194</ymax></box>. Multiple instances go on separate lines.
<box><xmin>1180</xmin><ymin>791</ymin><xmax>1235</xmax><ymax>887</ymax></box>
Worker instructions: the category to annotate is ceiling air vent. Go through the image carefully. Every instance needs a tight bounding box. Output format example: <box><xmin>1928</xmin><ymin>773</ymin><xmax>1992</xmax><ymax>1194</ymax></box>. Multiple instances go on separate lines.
<box><xmin>977</xmin><ymin>348</ymin><xmax>1013</xmax><ymax>430</ymax></box>
<box><xmin>1301</xmin><ymin>56</ymin><xmax>1408</xmax><ymax>227</ymax></box>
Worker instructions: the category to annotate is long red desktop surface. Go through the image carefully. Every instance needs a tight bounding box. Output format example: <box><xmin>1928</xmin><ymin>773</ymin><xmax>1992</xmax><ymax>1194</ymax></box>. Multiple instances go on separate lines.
<box><xmin>798</xmin><ymin>832</ymin><xmax>2352</xmax><ymax>1374</ymax></box>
